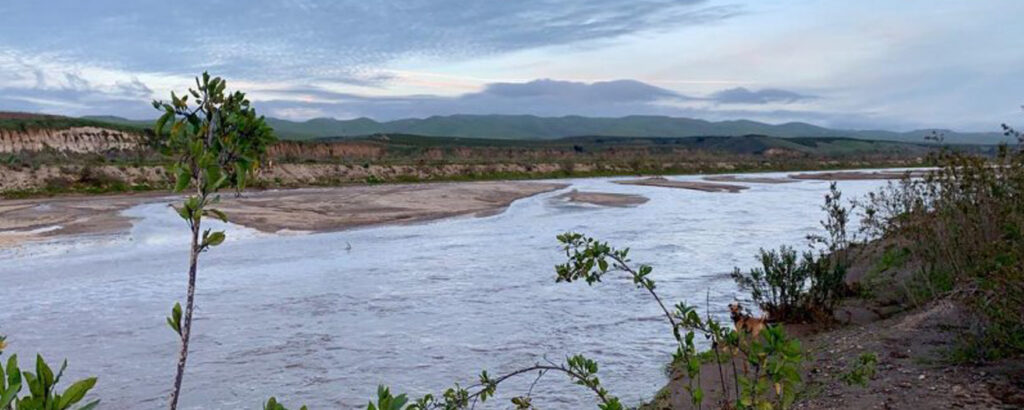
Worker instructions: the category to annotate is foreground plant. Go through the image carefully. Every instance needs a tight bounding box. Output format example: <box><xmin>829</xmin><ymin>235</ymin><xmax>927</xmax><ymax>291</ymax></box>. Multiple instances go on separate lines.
<box><xmin>154</xmin><ymin>72</ymin><xmax>275</xmax><ymax>410</ymax></box>
<box><xmin>267</xmin><ymin>354</ymin><xmax>622</xmax><ymax>410</ymax></box>
<box><xmin>555</xmin><ymin>233</ymin><xmax>803</xmax><ymax>409</ymax></box>
<box><xmin>0</xmin><ymin>349</ymin><xmax>98</xmax><ymax>410</ymax></box>
<box><xmin>405</xmin><ymin>354</ymin><xmax>622</xmax><ymax>410</ymax></box>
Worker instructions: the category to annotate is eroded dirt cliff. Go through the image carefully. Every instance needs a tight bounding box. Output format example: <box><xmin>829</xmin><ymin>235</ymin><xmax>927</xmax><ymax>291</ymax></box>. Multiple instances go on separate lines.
<box><xmin>0</xmin><ymin>127</ymin><xmax>146</xmax><ymax>154</ymax></box>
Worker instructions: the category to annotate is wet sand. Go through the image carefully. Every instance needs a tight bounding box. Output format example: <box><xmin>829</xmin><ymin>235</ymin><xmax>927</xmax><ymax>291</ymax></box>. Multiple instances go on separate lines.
<box><xmin>0</xmin><ymin>181</ymin><xmax>566</xmax><ymax>247</ymax></box>
<box><xmin>613</xmin><ymin>176</ymin><xmax>748</xmax><ymax>193</ymax></box>
<box><xmin>703</xmin><ymin>175</ymin><xmax>797</xmax><ymax>184</ymax></box>
<box><xmin>218</xmin><ymin>181</ymin><xmax>567</xmax><ymax>233</ymax></box>
<box><xmin>554</xmin><ymin>189</ymin><xmax>649</xmax><ymax>207</ymax></box>
<box><xmin>0</xmin><ymin>192</ymin><xmax>167</xmax><ymax>248</ymax></box>
<box><xmin>788</xmin><ymin>169</ymin><xmax>930</xmax><ymax>180</ymax></box>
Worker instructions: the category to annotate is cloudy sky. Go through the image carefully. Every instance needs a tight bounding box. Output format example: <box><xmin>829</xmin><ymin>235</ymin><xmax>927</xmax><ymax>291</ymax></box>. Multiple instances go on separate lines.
<box><xmin>0</xmin><ymin>0</ymin><xmax>1020</xmax><ymax>131</ymax></box>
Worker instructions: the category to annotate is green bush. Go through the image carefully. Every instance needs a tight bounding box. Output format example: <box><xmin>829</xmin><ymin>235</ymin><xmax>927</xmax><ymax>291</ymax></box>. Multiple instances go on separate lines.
<box><xmin>859</xmin><ymin>126</ymin><xmax>1024</xmax><ymax>360</ymax></box>
<box><xmin>840</xmin><ymin>353</ymin><xmax>878</xmax><ymax>387</ymax></box>
<box><xmin>733</xmin><ymin>181</ymin><xmax>853</xmax><ymax>322</ymax></box>
<box><xmin>731</xmin><ymin>247</ymin><xmax>846</xmax><ymax>322</ymax></box>
<box><xmin>731</xmin><ymin>246</ymin><xmax>806</xmax><ymax>321</ymax></box>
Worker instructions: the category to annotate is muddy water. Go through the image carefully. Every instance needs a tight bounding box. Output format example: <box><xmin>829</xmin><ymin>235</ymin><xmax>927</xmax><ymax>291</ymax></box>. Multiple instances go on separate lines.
<box><xmin>0</xmin><ymin>171</ymin><xmax>892</xmax><ymax>409</ymax></box>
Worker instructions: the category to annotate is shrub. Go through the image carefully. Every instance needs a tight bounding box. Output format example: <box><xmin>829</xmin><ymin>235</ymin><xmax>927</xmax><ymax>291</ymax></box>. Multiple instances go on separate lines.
<box><xmin>857</xmin><ymin>124</ymin><xmax>1024</xmax><ymax>360</ymax></box>
<box><xmin>557</xmin><ymin>233</ymin><xmax>804</xmax><ymax>409</ymax></box>
<box><xmin>839</xmin><ymin>353</ymin><xmax>878</xmax><ymax>387</ymax></box>
<box><xmin>732</xmin><ymin>246</ymin><xmax>807</xmax><ymax>321</ymax></box>
<box><xmin>733</xmin><ymin>182</ymin><xmax>853</xmax><ymax>322</ymax></box>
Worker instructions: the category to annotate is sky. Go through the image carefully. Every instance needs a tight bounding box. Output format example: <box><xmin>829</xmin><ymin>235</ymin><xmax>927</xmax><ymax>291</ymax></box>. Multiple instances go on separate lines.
<box><xmin>0</xmin><ymin>0</ymin><xmax>1020</xmax><ymax>131</ymax></box>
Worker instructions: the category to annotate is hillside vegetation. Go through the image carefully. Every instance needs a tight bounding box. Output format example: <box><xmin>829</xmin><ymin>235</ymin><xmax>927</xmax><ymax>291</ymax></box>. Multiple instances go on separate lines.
<box><xmin>263</xmin><ymin>115</ymin><xmax>1007</xmax><ymax>144</ymax></box>
<box><xmin>74</xmin><ymin>113</ymin><xmax>1008</xmax><ymax>144</ymax></box>
<box><xmin>0</xmin><ymin>112</ymin><xmax>147</xmax><ymax>134</ymax></box>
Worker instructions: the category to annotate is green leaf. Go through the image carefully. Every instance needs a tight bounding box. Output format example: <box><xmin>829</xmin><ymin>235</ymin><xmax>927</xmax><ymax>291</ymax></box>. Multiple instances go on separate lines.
<box><xmin>205</xmin><ymin>208</ymin><xmax>228</xmax><ymax>223</ymax></box>
<box><xmin>58</xmin><ymin>377</ymin><xmax>97</xmax><ymax>408</ymax></box>
<box><xmin>36</xmin><ymin>354</ymin><xmax>53</xmax><ymax>388</ymax></box>
<box><xmin>205</xmin><ymin>231</ymin><xmax>226</xmax><ymax>247</ymax></box>
<box><xmin>5</xmin><ymin>355</ymin><xmax>19</xmax><ymax>387</ymax></box>
<box><xmin>24</xmin><ymin>371</ymin><xmax>42</xmax><ymax>397</ymax></box>
<box><xmin>175</xmin><ymin>167</ymin><xmax>192</xmax><ymax>192</ymax></box>
<box><xmin>167</xmin><ymin>302</ymin><xmax>182</xmax><ymax>336</ymax></box>
<box><xmin>0</xmin><ymin>382</ymin><xmax>19</xmax><ymax>408</ymax></box>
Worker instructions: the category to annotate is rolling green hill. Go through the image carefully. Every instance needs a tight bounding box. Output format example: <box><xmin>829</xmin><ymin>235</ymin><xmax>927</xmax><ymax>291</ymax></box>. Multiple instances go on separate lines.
<box><xmin>71</xmin><ymin>113</ymin><xmax>1010</xmax><ymax>144</ymax></box>
<box><xmin>267</xmin><ymin>115</ymin><xmax>1009</xmax><ymax>144</ymax></box>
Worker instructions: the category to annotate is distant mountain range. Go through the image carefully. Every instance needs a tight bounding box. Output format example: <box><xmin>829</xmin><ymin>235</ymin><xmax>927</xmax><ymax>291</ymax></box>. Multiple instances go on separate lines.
<box><xmin>84</xmin><ymin>114</ymin><xmax>1010</xmax><ymax>144</ymax></box>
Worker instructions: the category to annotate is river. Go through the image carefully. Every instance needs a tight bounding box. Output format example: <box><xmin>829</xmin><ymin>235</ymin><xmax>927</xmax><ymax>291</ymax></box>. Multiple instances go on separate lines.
<box><xmin>0</xmin><ymin>171</ymin><xmax>894</xmax><ymax>409</ymax></box>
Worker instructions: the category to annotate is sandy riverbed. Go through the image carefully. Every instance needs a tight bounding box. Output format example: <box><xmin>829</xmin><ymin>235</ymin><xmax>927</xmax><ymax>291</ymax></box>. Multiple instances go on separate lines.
<box><xmin>614</xmin><ymin>176</ymin><xmax>748</xmax><ymax>193</ymax></box>
<box><xmin>0</xmin><ymin>181</ymin><xmax>567</xmax><ymax>247</ymax></box>
<box><xmin>703</xmin><ymin>175</ymin><xmax>798</xmax><ymax>184</ymax></box>
<box><xmin>788</xmin><ymin>169</ymin><xmax>930</xmax><ymax>180</ymax></box>
<box><xmin>553</xmin><ymin>189</ymin><xmax>649</xmax><ymax>207</ymax></box>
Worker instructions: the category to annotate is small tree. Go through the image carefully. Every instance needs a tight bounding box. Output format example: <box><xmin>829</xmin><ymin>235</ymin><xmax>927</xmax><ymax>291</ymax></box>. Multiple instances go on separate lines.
<box><xmin>153</xmin><ymin>72</ymin><xmax>275</xmax><ymax>410</ymax></box>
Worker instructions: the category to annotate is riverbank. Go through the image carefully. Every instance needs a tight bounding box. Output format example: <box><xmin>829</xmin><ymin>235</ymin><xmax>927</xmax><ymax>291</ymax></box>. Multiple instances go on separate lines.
<box><xmin>642</xmin><ymin>238</ymin><xmax>1024</xmax><ymax>409</ymax></box>
<box><xmin>646</xmin><ymin>301</ymin><xmax>1024</xmax><ymax>409</ymax></box>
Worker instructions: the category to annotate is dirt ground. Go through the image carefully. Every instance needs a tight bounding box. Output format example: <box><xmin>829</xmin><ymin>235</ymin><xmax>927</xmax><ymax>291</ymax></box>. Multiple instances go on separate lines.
<box><xmin>795</xmin><ymin>301</ymin><xmax>1024</xmax><ymax>409</ymax></box>
<box><xmin>645</xmin><ymin>300</ymin><xmax>1023</xmax><ymax>410</ymax></box>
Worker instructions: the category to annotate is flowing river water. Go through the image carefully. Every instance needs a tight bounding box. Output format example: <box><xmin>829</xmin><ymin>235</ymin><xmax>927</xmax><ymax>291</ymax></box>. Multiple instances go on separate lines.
<box><xmin>0</xmin><ymin>171</ymin><xmax>895</xmax><ymax>409</ymax></box>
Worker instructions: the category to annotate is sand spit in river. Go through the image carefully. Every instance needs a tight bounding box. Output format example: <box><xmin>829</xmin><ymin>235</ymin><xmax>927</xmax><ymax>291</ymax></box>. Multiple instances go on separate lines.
<box><xmin>703</xmin><ymin>175</ymin><xmax>798</xmax><ymax>184</ymax></box>
<box><xmin>218</xmin><ymin>181</ymin><xmax>567</xmax><ymax>233</ymax></box>
<box><xmin>0</xmin><ymin>181</ymin><xmax>566</xmax><ymax>248</ymax></box>
<box><xmin>613</xmin><ymin>176</ymin><xmax>748</xmax><ymax>193</ymax></box>
<box><xmin>554</xmin><ymin>189</ymin><xmax>649</xmax><ymax>207</ymax></box>
<box><xmin>789</xmin><ymin>169</ymin><xmax>930</xmax><ymax>180</ymax></box>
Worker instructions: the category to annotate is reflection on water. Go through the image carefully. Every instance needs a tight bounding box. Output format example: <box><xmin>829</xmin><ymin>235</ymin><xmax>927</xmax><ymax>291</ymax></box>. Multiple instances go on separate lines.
<box><xmin>0</xmin><ymin>172</ymin><xmax>891</xmax><ymax>409</ymax></box>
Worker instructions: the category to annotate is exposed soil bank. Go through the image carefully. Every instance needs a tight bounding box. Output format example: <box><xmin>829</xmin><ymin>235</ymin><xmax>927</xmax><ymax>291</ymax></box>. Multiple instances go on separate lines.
<box><xmin>553</xmin><ymin>189</ymin><xmax>649</xmax><ymax>207</ymax></box>
<box><xmin>614</xmin><ymin>177</ymin><xmax>748</xmax><ymax>193</ymax></box>
<box><xmin>0</xmin><ymin>181</ymin><xmax>566</xmax><ymax>248</ymax></box>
